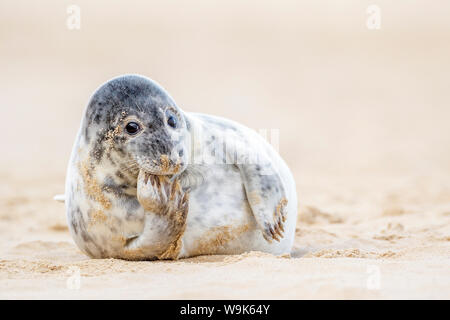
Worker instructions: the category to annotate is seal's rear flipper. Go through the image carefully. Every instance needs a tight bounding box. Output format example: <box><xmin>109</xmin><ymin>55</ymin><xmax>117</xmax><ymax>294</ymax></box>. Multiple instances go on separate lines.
<box><xmin>53</xmin><ymin>194</ymin><xmax>66</xmax><ymax>203</ymax></box>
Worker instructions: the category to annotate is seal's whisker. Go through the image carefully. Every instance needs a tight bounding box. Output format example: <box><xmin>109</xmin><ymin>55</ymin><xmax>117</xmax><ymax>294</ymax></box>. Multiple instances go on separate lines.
<box><xmin>124</xmin><ymin>163</ymin><xmax>139</xmax><ymax>171</ymax></box>
<box><xmin>122</xmin><ymin>159</ymin><xmax>139</xmax><ymax>165</ymax></box>
<box><xmin>119</xmin><ymin>84</ymin><xmax>145</xmax><ymax>114</ymax></box>
<box><xmin>121</xmin><ymin>159</ymin><xmax>141</xmax><ymax>172</ymax></box>
<box><xmin>135</xmin><ymin>101</ymin><xmax>145</xmax><ymax>113</ymax></box>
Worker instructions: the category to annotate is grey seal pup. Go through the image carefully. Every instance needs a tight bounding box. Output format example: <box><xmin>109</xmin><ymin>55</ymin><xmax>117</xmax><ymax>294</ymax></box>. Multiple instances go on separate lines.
<box><xmin>64</xmin><ymin>74</ymin><xmax>297</xmax><ymax>260</ymax></box>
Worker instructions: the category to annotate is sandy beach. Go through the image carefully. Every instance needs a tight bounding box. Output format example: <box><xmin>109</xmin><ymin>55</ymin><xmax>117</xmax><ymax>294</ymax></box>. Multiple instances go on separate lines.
<box><xmin>0</xmin><ymin>0</ymin><xmax>449</xmax><ymax>299</ymax></box>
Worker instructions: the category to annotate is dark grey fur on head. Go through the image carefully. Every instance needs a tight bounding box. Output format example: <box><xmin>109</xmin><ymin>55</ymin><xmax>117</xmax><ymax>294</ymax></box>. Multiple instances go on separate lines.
<box><xmin>81</xmin><ymin>74</ymin><xmax>189</xmax><ymax>175</ymax></box>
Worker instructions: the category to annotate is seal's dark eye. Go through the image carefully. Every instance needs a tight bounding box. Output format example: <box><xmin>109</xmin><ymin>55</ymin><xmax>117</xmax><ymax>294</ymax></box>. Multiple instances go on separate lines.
<box><xmin>167</xmin><ymin>115</ymin><xmax>177</xmax><ymax>128</ymax></box>
<box><xmin>125</xmin><ymin>122</ymin><xmax>140</xmax><ymax>135</ymax></box>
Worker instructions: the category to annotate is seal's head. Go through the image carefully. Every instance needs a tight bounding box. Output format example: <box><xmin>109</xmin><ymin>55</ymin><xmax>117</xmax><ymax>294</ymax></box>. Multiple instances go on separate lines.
<box><xmin>82</xmin><ymin>74</ymin><xmax>189</xmax><ymax>177</ymax></box>
<box><xmin>66</xmin><ymin>75</ymin><xmax>191</xmax><ymax>260</ymax></box>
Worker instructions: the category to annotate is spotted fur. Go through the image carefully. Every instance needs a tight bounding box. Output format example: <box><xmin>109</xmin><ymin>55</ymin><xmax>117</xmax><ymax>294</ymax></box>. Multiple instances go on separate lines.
<box><xmin>65</xmin><ymin>74</ymin><xmax>298</xmax><ymax>260</ymax></box>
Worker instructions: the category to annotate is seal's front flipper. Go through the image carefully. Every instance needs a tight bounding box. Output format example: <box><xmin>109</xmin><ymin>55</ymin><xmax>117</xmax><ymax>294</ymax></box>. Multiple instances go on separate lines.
<box><xmin>132</xmin><ymin>170</ymin><xmax>189</xmax><ymax>259</ymax></box>
<box><xmin>238</xmin><ymin>161</ymin><xmax>288</xmax><ymax>243</ymax></box>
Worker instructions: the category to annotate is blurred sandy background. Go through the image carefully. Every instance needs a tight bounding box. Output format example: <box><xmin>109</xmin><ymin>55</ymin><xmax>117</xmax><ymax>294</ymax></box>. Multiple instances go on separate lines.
<box><xmin>0</xmin><ymin>0</ymin><xmax>449</xmax><ymax>299</ymax></box>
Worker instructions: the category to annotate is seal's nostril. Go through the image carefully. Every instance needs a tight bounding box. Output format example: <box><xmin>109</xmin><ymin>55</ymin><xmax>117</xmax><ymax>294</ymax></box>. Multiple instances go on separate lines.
<box><xmin>178</xmin><ymin>149</ymin><xmax>184</xmax><ymax>157</ymax></box>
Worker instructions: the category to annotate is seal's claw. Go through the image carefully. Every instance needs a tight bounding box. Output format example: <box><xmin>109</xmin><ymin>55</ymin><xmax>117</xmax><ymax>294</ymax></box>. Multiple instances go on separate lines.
<box><xmin>277</xmin><ymin>216</ymin><xmax>285</xmax><ymax>233</ymax></box>
<box><xmin>262</xmin><ymin>233</ymin><xmax>273</xmax><ymax>244</ymax></box>
<box><xmin>262</xmin><ymin>221</ymin><xmax>282</xmax><ymax>242</ymax></box>
<box><xmin>274</xmin><ymin>224</ymin><xmax>283</xmax><ymax>238</ymax></box>
<box><xmin>259</xmin><ymin>198</ymin><xmax>288</xmax><ymax>243</ymax></box>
